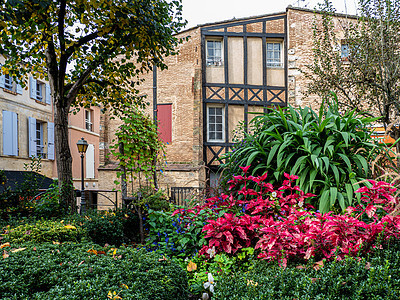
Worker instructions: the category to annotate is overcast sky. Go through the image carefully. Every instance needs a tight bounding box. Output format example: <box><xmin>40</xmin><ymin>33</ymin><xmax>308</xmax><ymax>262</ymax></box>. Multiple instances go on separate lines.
<box><xmin>181</xmin><ymin>0</ymin><xmax>358</xmax><ymax>29</ymax></box>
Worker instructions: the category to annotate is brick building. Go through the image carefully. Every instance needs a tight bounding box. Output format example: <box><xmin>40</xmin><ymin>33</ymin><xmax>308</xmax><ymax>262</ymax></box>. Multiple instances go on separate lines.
<box><xmin>98</xmin><ymin>7</ymin><xmax>354</xmax><ymax>196</ymax></box>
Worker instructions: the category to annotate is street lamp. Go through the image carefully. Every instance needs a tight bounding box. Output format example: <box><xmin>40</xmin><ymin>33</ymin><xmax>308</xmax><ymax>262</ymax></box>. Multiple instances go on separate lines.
<box><xmin>77</xmin><ymin>137</ymin><xmax>88</xmax><ymax>214</ymax></box>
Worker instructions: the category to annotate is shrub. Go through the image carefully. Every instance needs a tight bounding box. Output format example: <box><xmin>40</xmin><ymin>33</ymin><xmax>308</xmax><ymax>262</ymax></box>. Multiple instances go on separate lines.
<box><xmin>33</xmin><ymin>184</ymin><xmax>66</xmax><ymax>219</ymax></box>
<box><xmin>221</xmin><ymin>94</ymin><xmax>379</xmax><ymax>213</ymax></box>
<box><xmin>77</xmin><ymin>210</ymin><xmax>126</xmax><ymax>246</ymax></box>
<box><xmin>2</xmin><ymin>219</ymin><xmax>86</xmax><ymax>243</ymax></box>
<box><xmin>196</xmin><ymin>167</ymin><xmax>400</xmax><ymax>266</ymax></box>
<box><xmin>213</xmin><ymin>244</ymin><xmax>400</xmax><ymax>299</ymax></box>
<box><xmin>0</xmin><ymin>243</ymin><xmax>188</xmax><ymax>299</ymax></box>
<box><xmin>145</xmin><ymin>206</ymin><xmax>208</xmax><ymax>258</ymax></box>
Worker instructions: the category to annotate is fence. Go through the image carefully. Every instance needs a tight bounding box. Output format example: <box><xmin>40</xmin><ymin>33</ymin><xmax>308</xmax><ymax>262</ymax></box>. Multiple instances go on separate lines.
<box><xmin>168</xmin><ymin>187</ymin><xmax>206</xmax><ymax>207</ymax></box>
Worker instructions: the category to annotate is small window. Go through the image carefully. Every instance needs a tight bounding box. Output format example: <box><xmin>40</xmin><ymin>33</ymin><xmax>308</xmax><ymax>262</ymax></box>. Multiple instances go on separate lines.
<box><xmin>36</xmin><ymin>81</ymin><xmax>44</xmax><ymax>101</ymax></box>
<box><xmin>267</xmin><ymin>42</ymin><xmax>283</xmax><ymax>68</ymax></box>
<box><xmin>206</xmin><ymin>40</ymin><xmax>223</xmax><ymax>67</ymax></box>
<box><xmin>4</xmin><ymin>74</ymin><xmax>13</xmax><ymax>91</ymax></box>
<box><xmin>85</xmin><ymin>110</ymin><xmax>93</xmax><ymax>131</ymax></box>
<box><xmin>341</xmin><ymin>44</ymin><xmax>350</xmax><ymax>59</ymax></box>
<box><xmin>36</xmin><ymin>121</ymin><xmax>45</xmax><ymax>158</ymax></box>
<box><xmin>207</xmin><ymin>106</ymin><xmax>224</xmax><ymax>142</ymax></box>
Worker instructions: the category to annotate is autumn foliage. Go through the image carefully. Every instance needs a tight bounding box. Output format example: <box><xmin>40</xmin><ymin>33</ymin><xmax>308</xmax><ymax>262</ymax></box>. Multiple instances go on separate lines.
<box><xmin>174</xmin><ymin>166</ymin><xmax>400</xmax><ymax>267</ymax></box>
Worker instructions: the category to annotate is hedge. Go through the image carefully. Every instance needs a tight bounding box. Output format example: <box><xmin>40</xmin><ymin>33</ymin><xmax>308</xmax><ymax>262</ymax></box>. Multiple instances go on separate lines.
<box><xmin>0</xmin><ymin>243</ymin><xmax>188</xmax><ymax>300</ymax></box>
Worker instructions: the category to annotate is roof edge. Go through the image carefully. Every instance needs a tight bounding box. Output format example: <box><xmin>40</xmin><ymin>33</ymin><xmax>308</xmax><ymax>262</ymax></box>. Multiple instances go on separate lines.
<box><xmin>177</xmin><ymin>5</ymin><xmax>359</xmax><ymax>35</ymax></box>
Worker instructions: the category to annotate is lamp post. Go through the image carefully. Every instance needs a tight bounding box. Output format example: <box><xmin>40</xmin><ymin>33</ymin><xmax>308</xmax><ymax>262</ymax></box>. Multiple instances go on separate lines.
<box><xmin>77</xmin><ymin>137</ymin><xmax>88</xmax><ymax>214</ymax></box>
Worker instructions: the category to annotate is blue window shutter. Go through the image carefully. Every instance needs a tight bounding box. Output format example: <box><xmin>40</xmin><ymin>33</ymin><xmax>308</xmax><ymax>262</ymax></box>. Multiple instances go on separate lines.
<box><xmin>28</xmin><ymin>116</ymin><xmax>37</xmax><ymax>157</ymax></box>
<box><xmin>0</xmin><ymin>65</ymin><xmax>5</xmax><ymax>89</ymax></box>
<box><xmin>16</xmin><ymin>78</ymin><xmax>22</xmax><ymax>94</ymax></box>
<box><xmin>11</xmin><ymin>112</ymin><xmax>18</xmax><ymax>155</ymax></box>
<box><xmin>45</xmin><ymin>83</ymin><xmax>51</xmax><ymax>104</ymax></box>
<box><xmin>47</xmin><ymin>122</ymin><xmax>54</xmax><ymax>160</ymax></box>
<box><xmin>30</xmin><ymin>77</ymin><xmax>37</xmax><ymax>100</ymax></box>
<box><xmin>3</xmin><ymin>110</ymin><xmax>17</xmax><ymax>156</ymax></box>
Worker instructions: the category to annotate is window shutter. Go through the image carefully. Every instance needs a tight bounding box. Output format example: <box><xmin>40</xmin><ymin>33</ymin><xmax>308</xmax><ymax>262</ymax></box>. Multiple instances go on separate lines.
<box><xmin>28</xmin><ymin>116</ymin><xmax>37</xmax><ymax>157</ymax></box>
<box><xmin>86</xmin><ymin>144</ymin><xmax>95</xmax><ymax>179</ymax></box>
<box><xmin>29</xmin><ymin>77</ymin><xmax>37</xmax><ymax>100</ymax></box>
<box><xmin>0</xmin><ymin>65</ymin><xmax>5</xmax><ymax>89</ymax></box>
<box><xmin>16</xmin><ymin>78</ymin><xmax>22</xmax><ymax>94</ymax></box>
<box><xmin>3</xmin><ymin>111</ymin><xmax>18</xmax><ymax>156</ymax></box>
<box><xmin>47</xmin><ymin>122</ymin><xmax>54</xmax><ymax>160</ymax></box>
<box><xmin>45</xmin><ymin>83</ymin><xmax>51</xmax><ymax>104</ymax></box>
<box><xmin>157</xmin><ymin>104</ymin><xmax>172</xmax><ymax>143</ymax></box>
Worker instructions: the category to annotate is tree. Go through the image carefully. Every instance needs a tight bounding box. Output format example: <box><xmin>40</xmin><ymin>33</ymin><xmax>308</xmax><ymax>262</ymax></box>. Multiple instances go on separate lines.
<box><xmin>110</xmin><ymin>106</ymin><xmax>165</xmax><ymax>243</ymax></box>
<box><xmin>0</xmin><ymin>0</ymin><xmax>185</xmax><ymax>209</ymax></box>
<box><xmin>305</xmin><ymin>0</ymin><xmax>400</xmax><ymax>154</ymax></box>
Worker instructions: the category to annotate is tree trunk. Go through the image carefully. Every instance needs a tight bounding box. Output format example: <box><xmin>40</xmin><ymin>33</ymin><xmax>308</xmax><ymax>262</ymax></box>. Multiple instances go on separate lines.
<box><xmin>54</xmin><ymin>102</ymin><xmax>75</xmax><ymax>212</ymax></box>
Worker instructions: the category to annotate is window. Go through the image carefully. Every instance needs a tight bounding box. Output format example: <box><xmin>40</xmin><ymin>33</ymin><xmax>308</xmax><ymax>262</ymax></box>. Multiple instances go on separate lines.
<box><xmin>85</xmin><ymin>110</ymin><xmax>93</xmax><ymax>131</ymax></box>
<box><xmin>207</xmin><ymin>106</ymin><xmax>224</xmax><ymax>142</ymax></box>
<box><xmin>28</xmin><ymin>117</ymin><xmax>54</xmax><ymax>160</ymax></box>
<box><xmin>0</xmin><ymin>71</ymin><xmax>22</xmax><ymax>94</ymax></box>
<box><xmin>206</xmin><ymin>40</ymin><xmax>223</xmax><ymax>66</ymax></box>
<box><xmin>30</xmin><ymin>77</ymin><xmax>51</xmax><ymax>104</ymax></box>
<box><xmin>267</xmin><ymin>42</ymin><xmax>283</xmax><ymax>68</ymax></box>
<box><xmin>2</xmin><ymin>111</ymin><xmax>18</xmax><ymax>156</ymax></box>
<box><xmin>36</xmin><ymin>81</ymin><xmax>44</xmax><ymax>101</ymax></box>
<box><xmin>35</xmin><ymin>121</ymin><xmax>45</xmax><ymax>157</ymax></box>
<box><xmin>341</xmin><ymin>44</ymin><xmax>350</xmax><ymax>59</ymax></box>
<box><xmin>4</xmin><ymin>74</ymin><xmax>13</xmax><ymax>90</ymax></box>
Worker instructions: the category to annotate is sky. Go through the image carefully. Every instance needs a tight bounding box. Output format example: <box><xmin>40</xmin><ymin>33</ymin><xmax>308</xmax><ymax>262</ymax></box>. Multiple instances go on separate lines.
<box><xmin>181</xmin><ymin>0</ymin><xmax>358</xmax><ymax>29</ymax></box>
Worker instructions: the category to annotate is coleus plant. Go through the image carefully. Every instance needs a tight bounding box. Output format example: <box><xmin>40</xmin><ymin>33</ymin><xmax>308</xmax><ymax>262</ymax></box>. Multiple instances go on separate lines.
<box><xmin>194</xmin><ymin>166</ymin><xmax>400</xmax><ymax>266</ymax></box>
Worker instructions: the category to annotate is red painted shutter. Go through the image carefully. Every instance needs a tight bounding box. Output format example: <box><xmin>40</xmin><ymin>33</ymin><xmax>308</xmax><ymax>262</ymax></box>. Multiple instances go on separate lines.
<box><xmin>157</xmin><ymin>104</ymin><xmax>172</xmax><ymax>143</ymax></box>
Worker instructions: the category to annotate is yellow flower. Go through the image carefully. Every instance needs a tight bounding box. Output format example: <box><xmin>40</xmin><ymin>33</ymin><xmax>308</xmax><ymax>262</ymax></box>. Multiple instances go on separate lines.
<box><xmin>64</xmin><ymin>225</ymin><xmax>76</xmax><ymax>230</ymax></box>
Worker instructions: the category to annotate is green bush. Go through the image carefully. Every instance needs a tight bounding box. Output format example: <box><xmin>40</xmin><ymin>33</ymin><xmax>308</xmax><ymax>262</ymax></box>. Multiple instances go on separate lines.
<box><xmin>77</xmin><ymin>210</ymin><xmax>126</xmax><ymax>246</ymax></box>
<box><xmin>0</xmin><ymin>243</ymin><xmax>188</xmax><ymax>299</ymax></box>
<box><xmin>145</xmin><ymin>206</ymin><xmax>208</xmax><ymax>258</ymax></box>
<box><xmin>214</xmin><ymin>243</ymin><xmax>400</xmax><ymax>299</ymax></box>
<box><xmin>2</xmin><ymin>219</ymin><xmax>85</xmax><ymax>243</ymax></box>
<box><xmin>221</xmin><ymin>94</ymin><xmax>379</xmax><ymax>213</ymax></box>
<box><xmin>33</xmin><ymin>184</ymin><xmax>65</xmax><ymax>219</ymax></box>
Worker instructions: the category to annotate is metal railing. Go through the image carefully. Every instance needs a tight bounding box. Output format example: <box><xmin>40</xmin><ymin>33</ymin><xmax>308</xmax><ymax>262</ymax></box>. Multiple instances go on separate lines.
<box><xmin>169</xmin><ymin>187</ymin><xmax>206</xmax><ymax>207</ymax></box>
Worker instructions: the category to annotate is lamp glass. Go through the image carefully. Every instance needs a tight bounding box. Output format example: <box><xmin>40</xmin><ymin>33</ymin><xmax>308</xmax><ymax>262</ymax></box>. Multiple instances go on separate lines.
<box><xmin>77</xmin><ymin>138</ymin><xmax>89</xmax><ymax>154</ymax></box>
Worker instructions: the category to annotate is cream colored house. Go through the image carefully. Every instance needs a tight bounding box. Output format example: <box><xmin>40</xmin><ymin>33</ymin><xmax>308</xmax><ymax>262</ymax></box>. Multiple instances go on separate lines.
<box><xmin>0</xmin><ymin>57</ymin><xmax>55</xmax><ymax>178</ymax></box>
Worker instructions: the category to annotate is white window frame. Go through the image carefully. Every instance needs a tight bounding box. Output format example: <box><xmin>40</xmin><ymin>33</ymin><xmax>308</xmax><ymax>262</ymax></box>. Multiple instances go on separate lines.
<box><xmin>207</xmin><ymin>106</ymin><xmax>224</xmax><ymax>142</ymax></box>
<box><xmin>206</xmin><ymin>39</ymin><xmax>223</xmax><ymax>67</ymax></box>
<box><xmin>36</xmin><ymin>81</ymin><xmax>44</xmax><ymax>102</ymax></box>
<box><xmin>35</xmin><ymin>121</ymin><xmax>45</xmax><ymax>158</ymax></box>
<box><xmin>85</xmin><ymin>109</ymin><xmax>93</xmax><ymax>131</ymax></box>
<box><xmin>341</xmin><ymin>43</ymin><xmax>350</xmax><ymax>59</ymax></box>
<box><xmin>4</xmin><ymin>74</ymin><xmax>13</xmax><ymax>91</ymax></box>
<box><xmin>266</xmin><ymin>42</ymin><xmax>283</xmax><ymax>68</ymax></box>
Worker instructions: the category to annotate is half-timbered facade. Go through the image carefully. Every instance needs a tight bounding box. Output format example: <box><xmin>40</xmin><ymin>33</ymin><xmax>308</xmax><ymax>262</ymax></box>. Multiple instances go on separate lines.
<box><xmin>98</xmin><ymin>7</ymin><xmax>354</xmax><ymax>194</ymax></box>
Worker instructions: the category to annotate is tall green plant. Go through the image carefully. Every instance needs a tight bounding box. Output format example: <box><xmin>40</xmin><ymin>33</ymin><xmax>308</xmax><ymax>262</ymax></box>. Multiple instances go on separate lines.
<box><xmin>110</xmin><ymin>106</ymin><xmax>165</xmax><ymax>243</ymax></box>
<box><xmin>221</xmin><ymin>94</ymin><xmax>379</xmax><ymax>213</ymax></box>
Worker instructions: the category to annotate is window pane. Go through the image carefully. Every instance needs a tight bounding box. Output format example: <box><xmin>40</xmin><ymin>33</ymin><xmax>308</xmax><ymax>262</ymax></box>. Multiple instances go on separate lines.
<box><xmin>209</xmin><ymin>124</ymin><xmax>215</xmax><ymax>132</ymax></box>
<box><xmin>274</xmin><ymin>43</ymin><xmax>280</xmax><ymax>50</ymax></box>
<box><xmin>216</xmin><ymin>116</ymin><xmax>222</xmax><ymax>123</ymax></box>
<box><xmin>209</xmin><ymin>132</ymin><xmax>215</xmax><ymax>140</ymax></box>
<box><xmin>216</xmin><ymin>132</ymin><xmax>222</xmax><ymax>140</ymax></box>
<box><xmin>216</xmin><ymin>124</ymin><xmax>222</xmax><ymax>131</ymax></box>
